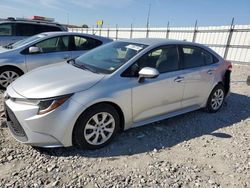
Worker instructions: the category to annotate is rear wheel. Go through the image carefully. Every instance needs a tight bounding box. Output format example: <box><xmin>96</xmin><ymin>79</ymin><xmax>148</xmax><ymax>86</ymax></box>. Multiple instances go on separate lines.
<box><xmin>73</xmin><ymin>104</ymin><xmax>120</xmax><ymax>150</ymax></box>
<box><xmin>0</xmin><ymin>67</ymin><xmax>23</xmax><ymax>89</ymax></box>
<box><xmin>206</xmin><ymin>84</ymin><xmax>225</xmax><ymax>113</ymax></box>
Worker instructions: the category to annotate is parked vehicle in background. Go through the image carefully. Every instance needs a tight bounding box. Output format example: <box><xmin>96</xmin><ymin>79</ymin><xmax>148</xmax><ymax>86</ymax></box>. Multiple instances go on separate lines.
<box><xmin>4</xmin><ymin>38</ymin><xmax>232</xmax><ymax>149</ymax></box>
<box><xmin>0</xmin><ymin>16</ymin><xmax>67</xmax><ymax>46</ymax></box>
<box><xmin>0</xmin><ymin>32</ymin><xmax>112</xmax><ymax>89</ymax></box>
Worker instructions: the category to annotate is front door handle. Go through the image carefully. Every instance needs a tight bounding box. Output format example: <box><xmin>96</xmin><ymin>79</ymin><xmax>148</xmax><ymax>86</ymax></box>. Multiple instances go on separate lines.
<box><xmin>174</xmin><ymin>76</ymin><xmax>184</xmax><ymax>83</ymax></box>
<box><xmin>207</xmin><ymin>69</ymin><xmax>214</xmax><ymax>75</ymax></box>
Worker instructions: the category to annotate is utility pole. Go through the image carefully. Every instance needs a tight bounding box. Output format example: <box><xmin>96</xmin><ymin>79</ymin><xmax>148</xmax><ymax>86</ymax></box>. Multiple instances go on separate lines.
<box><xmin>146</xmin><ymin>3</ymin><xmax>151</xmax><ymax>38</ymax></box>
<box><xmin>146</xmin><ymin>3</ymin><xmax>151</xmax><ymax>28</ymax></box>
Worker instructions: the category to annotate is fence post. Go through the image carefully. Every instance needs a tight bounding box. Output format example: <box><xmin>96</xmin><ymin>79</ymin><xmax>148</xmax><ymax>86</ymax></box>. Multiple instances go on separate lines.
<box><xmin>86</xmin><ymin>27</ymin><xmax>88</xmax><ymax>34</ymax></box>
<box><xmin>166</xmin><ymin>22</ymin><xmax>170</xmax><ymax>39</ymax></box>
<box><xmin>130</xmin><ymin>24</ymin><xmax>133</xmax><ymax>39</ymax></box>
<box><xmin>116</xmin><ymin>24</ymin><xmax>118</xmax><ymax>40</ymax></box>
<box><xmin>107</xmin><ymin>26</ymin><xmax>110</xmax><ymax>38</ymax></box>
<box><xmin>192</xmin><ymin>20</ymin><xmax>198</xmax><ymax>42</ymax></box>
<box><xmin>224</xmin><ymin>18</ymin><xmax>235</xmax><ymax>59</ymax></box>
<box><xmin>92</xmin><ymin>27</ymin><xmax>94</xmax><ymax>35</ymax></box>
<box><xmin>146</xmin><ymin>26</ymin><xmax>149</xmax><ymax>38</ymax></box>
<box><xmin>99</xmin><ymin>28</ymin><xmax>102</xmax><ymax>36</ymax></box>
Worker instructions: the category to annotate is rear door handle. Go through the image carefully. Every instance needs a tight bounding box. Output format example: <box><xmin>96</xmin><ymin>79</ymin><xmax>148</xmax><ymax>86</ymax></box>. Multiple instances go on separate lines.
<box><xmin>207</xmin><ymin>69</ymin><xmax>214</xmax><ymax>75</ymax></box>
<box><xmin>174</xmin><ymin>76</ymin><xmax>184</xmax><ymax>83</ymax></box>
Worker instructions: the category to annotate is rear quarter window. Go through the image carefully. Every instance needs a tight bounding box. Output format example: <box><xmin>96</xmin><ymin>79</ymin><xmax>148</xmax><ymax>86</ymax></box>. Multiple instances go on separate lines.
<box><xmin>180</xmin><ymin>45</ymin><xmax>218</xmax><ymax>69</ymax></box>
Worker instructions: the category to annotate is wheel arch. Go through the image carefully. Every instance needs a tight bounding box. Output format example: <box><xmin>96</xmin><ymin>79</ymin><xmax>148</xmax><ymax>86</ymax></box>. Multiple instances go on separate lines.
<box><xmin>0</xmin><ymin>65</ymin><xmax>25</xmax><ymax>75</ymax></box>
<box><xmin>74</xmin><ymin>101</ymin><xmax>125</xmax><ymax>132</ymax></box>
<box><xmin>71</xmin><ymin>101</ymin><xmax>125</xmax><ymax>148</ymax></box>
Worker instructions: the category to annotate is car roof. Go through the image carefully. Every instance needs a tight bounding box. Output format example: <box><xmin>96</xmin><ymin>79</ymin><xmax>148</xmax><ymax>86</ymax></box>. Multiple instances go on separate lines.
<box><xmin>0</xmin><ymin>20</ymin><xmax>63</xmax><ymax>26</ymax></box>
<box><xmin>40</xmin><ymin>32</ymin><xmax>113</xmax><ymax>42</ymax></box>
<box><xmin>120</xmin><ymin>38</ymin><xmax>205</xmax><ymax>47</ymax></box>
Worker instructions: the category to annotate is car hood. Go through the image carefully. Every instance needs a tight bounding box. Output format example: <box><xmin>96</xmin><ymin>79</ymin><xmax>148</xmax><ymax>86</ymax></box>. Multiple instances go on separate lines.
<box><xmin>0</xmin><ymin>46</ymin><xmax>11</xmax><ymax>53</ymax></box>
<box><xmin>11</xmin><ymin>62</ymin><xmax>105</xmax><ymax>99</ymax></box>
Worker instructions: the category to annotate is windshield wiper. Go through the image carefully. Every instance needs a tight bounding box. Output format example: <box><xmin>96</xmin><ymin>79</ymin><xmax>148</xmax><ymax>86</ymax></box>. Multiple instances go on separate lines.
<box><xmin>79</xmin><ymin>64</ymin><xmax>99</xmax><ymax>74</ymax></box>
<box><xmin>68</xmin><ymin>59</ymin><xmax>99</xmax><ymax>74</ymax></box>
<box><xmin>3</xmin><ymin>43</ymin><xmax>13</xmax><ymax>49</ymax></box>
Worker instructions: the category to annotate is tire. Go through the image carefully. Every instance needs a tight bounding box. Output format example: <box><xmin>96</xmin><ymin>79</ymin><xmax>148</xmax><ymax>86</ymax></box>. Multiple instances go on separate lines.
<box><xmin>0</xmin><ymin>67</ymin><xmax>23</xmax><ymax>90</ymax></box>
<box><xmin>73</xmin><ymin>104</ymin><xmax>120</xmax><ymax>150</ymax></box>
<box><xmin>206</xmin><ymin>84</ymin><xmax>225</xmax><ymax>113</ymax></box>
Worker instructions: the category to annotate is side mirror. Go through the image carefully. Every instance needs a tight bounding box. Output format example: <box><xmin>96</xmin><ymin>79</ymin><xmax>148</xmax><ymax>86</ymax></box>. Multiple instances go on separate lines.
<box><xmin>138</xmin><ymin>67</ymin><xmax>159</xmax><ymax>83</ymax></box>
<box><xmin>29</xmin><ymin>46</ymin><xmax>41</xmax><ymax>54</ymax></box>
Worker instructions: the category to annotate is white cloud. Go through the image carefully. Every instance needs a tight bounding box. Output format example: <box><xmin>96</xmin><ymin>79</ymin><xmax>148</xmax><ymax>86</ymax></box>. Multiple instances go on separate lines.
<box><xmin>0</xmin><ymin>4</ymin><xmax>23</xmax><ymax>17</ymax></box>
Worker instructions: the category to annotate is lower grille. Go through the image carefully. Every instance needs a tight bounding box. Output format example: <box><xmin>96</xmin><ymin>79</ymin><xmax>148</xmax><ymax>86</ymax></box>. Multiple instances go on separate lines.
<box><xmin>5</xmin><ymin>103</ymin><xmax>28</xmax><ymax>142</ymax></box>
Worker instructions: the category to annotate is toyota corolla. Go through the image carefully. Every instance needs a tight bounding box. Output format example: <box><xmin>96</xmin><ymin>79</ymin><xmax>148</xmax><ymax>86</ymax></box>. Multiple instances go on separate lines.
<box><xmin>4</xmin><ymin>39</ymin><xmax>232</xmax><ymax>149</ymax></box>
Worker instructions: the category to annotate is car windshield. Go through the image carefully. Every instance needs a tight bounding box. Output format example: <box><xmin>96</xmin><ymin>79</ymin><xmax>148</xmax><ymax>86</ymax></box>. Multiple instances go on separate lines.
<box><xmin>74</xmin><ymin>41</ymin><xmax>148</xmax><ymax>74</ymax></box>
<box><xmin>6</xmin><ymin>34</ymin><xmax>46</xmax><ymax>49</ymax></box>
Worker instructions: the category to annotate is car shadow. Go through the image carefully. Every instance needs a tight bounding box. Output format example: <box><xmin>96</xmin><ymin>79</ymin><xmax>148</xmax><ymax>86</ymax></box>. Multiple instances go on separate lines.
<box><xmin>34</xmin><ymin>92</ymin><xmax>250</xmax><ymax>157</ymax></box>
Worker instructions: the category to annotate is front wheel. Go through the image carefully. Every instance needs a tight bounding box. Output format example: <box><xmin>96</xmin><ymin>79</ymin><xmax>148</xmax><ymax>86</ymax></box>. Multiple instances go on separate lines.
<box><xmin>206</xmin><ymin>84</ymin><xmax>225</xmax><ymax>113</ymax></box>
<box><xmin>73</xmin><ymin>104</ymin><xmax>120</xmax><ymax>150</ymax></box>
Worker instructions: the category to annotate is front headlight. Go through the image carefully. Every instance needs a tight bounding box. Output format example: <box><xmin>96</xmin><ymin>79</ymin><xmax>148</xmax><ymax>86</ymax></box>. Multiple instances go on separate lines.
<box><xmin>12</xmin><ymin>94</ymin><xmax>73</xmax><ymax>115</ymax></box>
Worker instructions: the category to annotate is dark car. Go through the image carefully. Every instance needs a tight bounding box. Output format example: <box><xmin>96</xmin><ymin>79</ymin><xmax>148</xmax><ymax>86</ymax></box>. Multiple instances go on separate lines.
<box><xmin>0</xmin><ymin>17</ymin><xmax>67</xmax><ymax>46</ymax></box>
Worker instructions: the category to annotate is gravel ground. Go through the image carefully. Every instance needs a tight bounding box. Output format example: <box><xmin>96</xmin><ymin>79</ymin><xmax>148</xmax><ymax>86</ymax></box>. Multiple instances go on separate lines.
<box><xmin>0</xmin><ymin>64</ymin><xmax>249</xmax><ymax>188</ymax></box>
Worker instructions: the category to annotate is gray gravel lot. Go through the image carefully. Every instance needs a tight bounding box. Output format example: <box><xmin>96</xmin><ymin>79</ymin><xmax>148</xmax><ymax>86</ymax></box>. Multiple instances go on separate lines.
<box><xmin>0</xmin><ymin>64</ymin><xmax>250</xmax><ymax>188</ymax></box>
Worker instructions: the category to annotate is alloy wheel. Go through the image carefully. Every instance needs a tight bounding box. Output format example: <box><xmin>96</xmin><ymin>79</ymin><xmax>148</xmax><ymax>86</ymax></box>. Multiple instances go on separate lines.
<box><xmin>84</xmin><ymin>112</ymin><xmax>115</xmax><ymax>145</ymax></box>
<box><xmin>0</xmin><ymin>71</ymin><xmax>19</xmax><ymax>88</ymax></box>
<box><xmin>211</xmin><ymin>89</ymin><xmax>224</xmax><ymax>110</ymax></box>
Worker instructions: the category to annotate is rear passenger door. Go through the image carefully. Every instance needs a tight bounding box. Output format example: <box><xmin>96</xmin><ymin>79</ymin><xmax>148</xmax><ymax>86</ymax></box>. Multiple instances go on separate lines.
<box><xmin>179</xmin><ymin>45</ymin><xmax>218</xmax><ymax>108</ymax></box>
<box><xmin>70</xmin><ymin>35</ymin><xmax>103</xmax><ymax>58</ymax></box>
<box><xmin>24</xmin><ymin>36</ymin><xmax>72</xmax><ymax>71</ymax></box>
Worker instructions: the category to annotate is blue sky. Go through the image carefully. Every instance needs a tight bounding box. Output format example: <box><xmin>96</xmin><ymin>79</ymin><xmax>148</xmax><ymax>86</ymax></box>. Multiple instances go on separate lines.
<box><xmin>0</xmin><ymin>0</ymin><xmax>250</xmax><ymax>27</ymax></box>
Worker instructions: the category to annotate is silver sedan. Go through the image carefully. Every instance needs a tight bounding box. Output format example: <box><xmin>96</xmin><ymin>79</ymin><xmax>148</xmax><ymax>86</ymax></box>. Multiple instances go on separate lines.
<box><xmin>5</xmin><ymin>38</ymin><xmax>232</xmax><ymax>149</ymax></box>
<box><xmin>0</xmin><ymin>32</ymin><xmax>112</xmax><ymax>89</ymax></box>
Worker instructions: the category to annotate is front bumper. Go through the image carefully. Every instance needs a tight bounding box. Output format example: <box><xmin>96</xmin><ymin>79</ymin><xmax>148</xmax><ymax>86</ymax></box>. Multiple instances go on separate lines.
<box><xmin>4</xmin><ymin>87</ymin><xmax>85</xmax><ymax>147</ymax></box>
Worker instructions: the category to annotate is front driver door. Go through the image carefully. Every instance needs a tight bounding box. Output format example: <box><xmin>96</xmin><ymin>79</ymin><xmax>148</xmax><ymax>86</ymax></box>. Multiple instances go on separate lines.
<box><xmin>129</xmin><ymin>45</ymin><xmax>185</xmax><ymax>123</ymax></box>
<box><xmin>24</xmin><ymin>36</ymin><xmax>72</xmax><ymax>71</ymax></box>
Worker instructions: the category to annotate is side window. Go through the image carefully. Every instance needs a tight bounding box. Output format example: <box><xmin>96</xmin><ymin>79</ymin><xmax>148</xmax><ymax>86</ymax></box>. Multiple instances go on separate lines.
<box><xmin>0</xmin><ymin>23</ymin><xmax>13</xmax><ymax>36</ymax></box>
<box><xmin>122</xmin><ymin>46</ymin><xmax>179</xmax><ymax>77</ymax></box>
<box><xmin>16</xmin><ymin>23</ymin><xmax>39</xmax><ymax>36</ymax></box>
<box><xmin>33</xmin><ymin>25</ymin><xmax>44</xmax><ymax>34</ymax></box>
<box><xmin>202</xmin><ymin>50</ymin><xmax>216</xmax><ymax>65</ymax></box>
<box><xmin>42</xmin><ymin>25</ymin><xmax>62</xmax><ymax>32</ymax></box>
<box><xmin>34</xmin><ymin>36</ymin><xmax>69</xmax><ymax>53</ymax></box>
<box><xmin>74</xmin><ymin>36</ymin><xmax>102</xmax><ymax>51</ymax></box>
<box><xmin>181</xmin><ymin>46</ymin><xmax>216</xmax><ymax>69</ymax></box>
